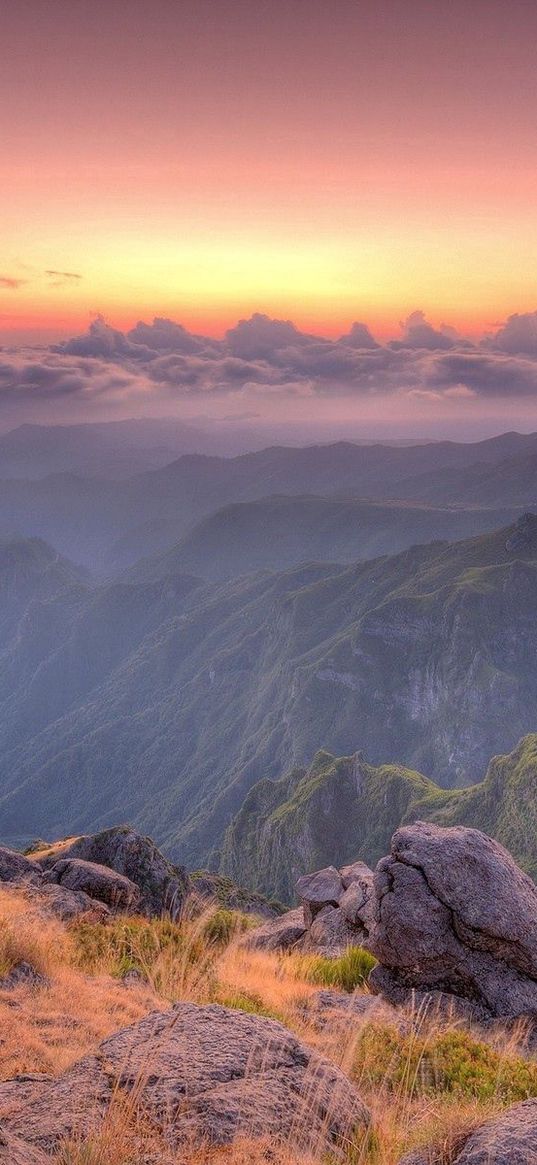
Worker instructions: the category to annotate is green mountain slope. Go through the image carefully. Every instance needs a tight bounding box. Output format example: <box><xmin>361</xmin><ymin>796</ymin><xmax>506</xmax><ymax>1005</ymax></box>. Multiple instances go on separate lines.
<box><xmin>222</xmin><ymin>735</ymin><xmax>537</xmax><ymax>900</ymax></box>
<box><xmin>2</xmin><ymin>515</ymin><xmax>537</xmax><ymax>867</ymax></box>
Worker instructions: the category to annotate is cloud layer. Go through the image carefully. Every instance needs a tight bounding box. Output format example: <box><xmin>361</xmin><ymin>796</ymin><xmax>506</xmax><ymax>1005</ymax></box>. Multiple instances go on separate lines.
<box><xmin>2</xmin><ymin>310</ymin><xmax>537</xmax><ymax>424</ymax></box>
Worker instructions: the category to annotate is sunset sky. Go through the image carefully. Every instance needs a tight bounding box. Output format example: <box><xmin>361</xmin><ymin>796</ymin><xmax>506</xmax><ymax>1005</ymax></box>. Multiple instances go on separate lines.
<box><xmin>3</xmin><ymin>0</ymin><xmax>537</xmax><ymax>344</ymax></box>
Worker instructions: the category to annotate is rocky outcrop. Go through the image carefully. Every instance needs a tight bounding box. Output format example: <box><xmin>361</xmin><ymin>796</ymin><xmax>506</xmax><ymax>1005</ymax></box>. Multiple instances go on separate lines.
<box><xmin>0</xmin><ymin>1127</ymin><xmax>48</xmax><ymax>1165</ymax></box>
<box><xmin>0</xmin><ymin>1004</ymin><xmax>370</xmax><ymax>1158</ymax></box>
<box><xmin>0</xmin><ymin>847</ymin><xmax>38</xmax><ymax>885</ymax></box>
<box><xmin>399</xmin><ymin>1099</ymin><xmax>537</xmax><ymax>1165</ymax></box>
<box><xmin>38</xmin><ymin>826</ymin><xmax>191</xmax><ymax>917</ymax></box>
<box><xmin>369</xmin><ymin>821</ymin><xmax>537</xmax><ymax>1020</ymax></box>
<box><xmin>42</xmin><ymin>857</ymin><xmax>140</xmax><ymax>911</ymax></box>
<box><xmin>247</xmin><ymin>859</ymin><xmax>375</xmax><ymax>956</ymax></box>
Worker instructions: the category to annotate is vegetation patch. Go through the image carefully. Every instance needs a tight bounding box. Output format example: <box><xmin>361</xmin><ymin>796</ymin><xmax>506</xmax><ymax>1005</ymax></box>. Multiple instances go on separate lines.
<box><xmin>292</xmin><ymin>946</ymin><xmax>377</xmax><ymax>993</ymax></box>
<box><xmin>355</xmin><ymin>1023</ymin><xmax>537</xmax><ymax>1103</ymax></box>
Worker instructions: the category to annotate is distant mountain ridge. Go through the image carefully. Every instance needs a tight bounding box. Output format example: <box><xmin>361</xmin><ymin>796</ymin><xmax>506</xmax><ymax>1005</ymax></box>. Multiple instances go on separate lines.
<box><xmin>0</xmin><ymin>430</ymin><xmax>536</xmax><ymax>569</ymax></box>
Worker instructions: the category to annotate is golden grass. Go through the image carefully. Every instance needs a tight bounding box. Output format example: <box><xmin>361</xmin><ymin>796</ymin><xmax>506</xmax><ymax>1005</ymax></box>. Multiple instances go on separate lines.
<box><xmin>0</xmin><ymin>887</ymin><xmax>532</xmax><ymax>1165</ymax></box>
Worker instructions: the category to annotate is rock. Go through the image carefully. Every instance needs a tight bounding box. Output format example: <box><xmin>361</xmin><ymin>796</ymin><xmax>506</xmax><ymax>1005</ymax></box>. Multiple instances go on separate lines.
<box><xmin>369</xmin><ymin>822</ymin><xmax>537</xmax><ymax>1019</ymax></box>
<box><xmin>30</xmin><ymin>883</ymin><xmax>111</xmax><ymax>923</ymax></box>
<box><xmin>39</xmin><ymin>826</ymin><xmax>190</xmax><ymax>918</ymax></box>
<box><xmin>244</xmin><ymin>907</ymin><xmax>306</xmax><ymax>952</ymax></box>
<box><xmin>298</xmin><ymin>904</ymin><xmax>357</xmax><ymax>956</ymax></box>
<box><xmin>0</xmin><ymin>1004</ymin><xmax>370</xmax><ymax>1158</ymax></box>
<box><xmin>42</xmin><ymin>858</ymin><xmax>140</xmax><ymax>911</ymax></box>
<box><xmin>399</xmin><ymin>1098</ymin><xmax>537</xmax><ymax>1165</ymax></box>
<box><xmin>338</xmin><ymin>867</ymin><xmax>375</xmax><ymax>935</ymax></box>
<box><xmin>296</xmin><ymin>865</ymin><xmax>343</xmax><ymax>926</ymax></box>
<box><xmin>0</xmin><ymin>847</ymin><xmax>40</xmax><ymax>885</ymax></box>
<box><xmin>0</xmin><ymin>1126</ymin><xmax>48</xmax><ymax>1165</ymax></box>
<box><xmin>340</xmin><ymin>860</ymin><xmax>374</xmax><ymax>890</ymax></box>
<box><xmin>0</xmin><ymin>963</ymin><xmax>49</xmax><ymax>991</ymax></box>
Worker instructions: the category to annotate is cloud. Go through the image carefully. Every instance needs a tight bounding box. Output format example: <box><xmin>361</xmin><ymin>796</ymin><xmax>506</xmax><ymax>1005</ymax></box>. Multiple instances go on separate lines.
<box><xmin>45</xmin><ymin>270</ymin><xmax>82</xmax><ymax>288</ymax></box>
<box><xmin>226</xmin><ymin>313</ymin><xmax>315</xmax><ymax>359</ymax></box>
<box><xmin>487</xmin><ymin>311</ymin><xmax>537</xmax><ymax>357</ymax></box>
<box><xmin>338</xmin><ymin>321</ymin><xmax>380</xmax><ymax>349</ymax></box>
<box><xmin>391</xmin><ymin>310</ymin><xmax>456</xmax><ymax>351</ymax></box>
<box><xmin>0</xmin><ymin>275</ymin><xmax>26</xmax><ymax>290</ymax></box>
<box><xmin>3</xmin><ymin>309</ymin><xmax>537</xmax><ymax>424</ymax></box>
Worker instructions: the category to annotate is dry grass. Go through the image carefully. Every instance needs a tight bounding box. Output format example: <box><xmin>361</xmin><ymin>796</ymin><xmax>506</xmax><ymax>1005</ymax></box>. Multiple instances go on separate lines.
<box><xmin>0</xmin><ymin>887</ymin><xmax>534</xmax><ymax>1165</ymax></box>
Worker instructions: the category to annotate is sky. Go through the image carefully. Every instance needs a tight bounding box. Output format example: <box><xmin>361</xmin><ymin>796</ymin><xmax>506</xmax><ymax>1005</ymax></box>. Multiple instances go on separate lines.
<box><xmin>2</xmin><ymin>0</ymin><xmax>537</xmax><ymax>435</ymax></box>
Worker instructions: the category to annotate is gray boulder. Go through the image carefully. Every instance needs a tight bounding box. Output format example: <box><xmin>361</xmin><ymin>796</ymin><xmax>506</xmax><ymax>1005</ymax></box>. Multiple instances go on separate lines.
<box><xmin>0</xmin><ymin>1004</ymin><xmax>370</xmax><ymax>1158</ymax></box>
<box><xmin>399</xmin><ymin>1098</ymin><xmax>537</xmax><ymax>1165</ymax></box>
<box><xmin>298</xmin><ymin>904</ymin><xmax>357</xmax><ymax>957</ymax></box>
<box><xmin>39</xmin><ymin>826</ymin><xmax>190</xmax><ymax>917</ymax></box>
<box><xmin>244</xmin><ymin>907</ymin><xmax>306</xmax><ymax>952</ymax></box>
<box><xmin>31</xmin><ymin>882</ymin><xmax>111</xmax><ymax>922</ymax></box>
<box><xmin>42</xmin><ymin>858</ymin><xmax>140</xmax><ymax>911</ymax></box>
<box><xmin>296</xmin><ymin>865</ymin><xmax>343</xmax><ymax>926</ymax></box>
<box><xmin>0</xmin><ymin>847</ymin><xmax>40</xmax><ymax>885</ymax></box>
<box><xmin>0</xmin><ymin>1126</ymin><xmax>48</xmax><ymax>1165</ymax></box>
<box><xmin>369</xmin><ymin>821</ymin><xmax>537</xmax><ymax>1019</ymax></box>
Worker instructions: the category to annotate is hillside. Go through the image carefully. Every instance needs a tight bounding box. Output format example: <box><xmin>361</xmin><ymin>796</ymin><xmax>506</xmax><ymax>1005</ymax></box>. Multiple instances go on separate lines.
<box><xmin>123</xmin><ymin>494</ymin><xmax>518</xmax><ymax>583</ymax></box>
<box><xmin>222</xmin><ymin>735</ymin><xmax>537</xmax><ymax>900</ymax></box>
<box><xmin>1</xmin><ymin>516</ymin><xmax>537</xmax><ymax>867</ymax></box>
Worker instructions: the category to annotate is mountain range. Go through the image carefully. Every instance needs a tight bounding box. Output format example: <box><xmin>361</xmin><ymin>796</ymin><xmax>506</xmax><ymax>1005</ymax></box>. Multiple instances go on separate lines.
<box><xmin>1</xmin><ymin>510</ymin><xmax>537</xmax><ymax>879</ymax></box>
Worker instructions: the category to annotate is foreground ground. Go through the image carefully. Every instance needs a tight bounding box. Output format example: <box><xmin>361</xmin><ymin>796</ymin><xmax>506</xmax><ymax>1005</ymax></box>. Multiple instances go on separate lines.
<box><xmin>1</xmin><ymin>888</ymin><xmax>537</xmax><ymax>1164</ymax></box>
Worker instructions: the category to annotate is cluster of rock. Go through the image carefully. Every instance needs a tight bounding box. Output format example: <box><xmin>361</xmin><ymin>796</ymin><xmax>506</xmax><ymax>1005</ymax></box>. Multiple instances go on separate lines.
<box><xmin>247</xmin><ymin>858</ymin><xmax>375</xmax><ymax>955</ymax></box>
<box><xmin>0</xmin><ymin>1004</ymin><xmax>370</xmax><ymax>1162</ymax></box>
<box><xmin>0</xmin><ymin>825</ymin><xmax>191</xmax><ymax>923</ymax></box>
<box><xmin>250</xmin><ymin>820</ymin><xmax>537</xmax><ymax>1031</ymax></box>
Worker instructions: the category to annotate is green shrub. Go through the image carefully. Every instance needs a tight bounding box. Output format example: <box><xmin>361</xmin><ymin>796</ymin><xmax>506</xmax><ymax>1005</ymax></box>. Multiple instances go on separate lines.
<box><xmin>201</xmin><ymin>908</ymin><xmax>253</xmax><ymax>946</ymax></box>
<box><xmin>299</xmin><ymin>946</ymin><xmax>377</xmax><ymax>993</ymax></box>
<box><xmin>216</xmin><ymin>989</ymin><xmax>284</xmax><ymax>1022</ymax></box>
<box><xmin>355</xmin><ymin>1024</ymin><xmax>537</xmax><ymax>1103</ymax></box>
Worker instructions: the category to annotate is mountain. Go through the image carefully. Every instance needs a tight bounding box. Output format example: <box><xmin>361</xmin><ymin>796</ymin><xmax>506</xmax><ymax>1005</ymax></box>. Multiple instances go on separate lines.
<box><xmin>0</xmin><ymin>431</ymin><xmax>535</xmax><ymax>570</ymax></box>
<box><xmin>123</xmin><ymin>495</ymin><xmax>519</xmax><ymax>583</ymax></box>
<box><xmin>1</xmin><ymin>515</ymin><xmax>537</xmax><ymax>867</ymax></box>
<box><xmin>222</xmin><ymin>734</ymin><xmax>537</xmax><ymax>901</ymax></box>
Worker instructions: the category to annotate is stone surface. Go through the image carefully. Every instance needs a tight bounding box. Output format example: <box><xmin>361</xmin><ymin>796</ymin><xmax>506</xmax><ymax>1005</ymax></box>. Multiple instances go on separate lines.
<box><xmin>369</xmin><ymin>821</ymin><xmax>537</xmax><ymax>1019</ymax></box>
<box><xmin>0</xmin><ymin>1004</ymin><xmax>370</xmax><ymax>1158</ymax></box>
<box><xmin>42</xmin><ymin>857</ymin><xmax>140</xmax><ymax>911</ymax></box>
<box><xmin>298</xmin><ymin>904</ymin><xmax>358</xmax><ymax>956</ymax></box>
<box><xmin>340</xmin><ymin>860</ymin><xmax>375</xmax><ymax>891</ymax></box>
<box><xmin>296</xmin><ymin>865</ymin><xmax>343</xmax><ymax>926</ymax></box>
<box><xmin>30</xmin><ymin>882</ymin><xmax>111</xmax><ymax>922</ymax></box>
<box><xmin>399</xmin><ymin>1099</ymin><xmax>537</xmax><ymax>1165</ymax></box>
<box><xmin>0</xmin><ymin>1126</ymin><xmax>48</xmax><ymax>1165</ymax></box>
<box><xmin>0</xmin><ymin>847</ymin><xmax>39</xmax><ymax>885</ymax></box>
<box><xmin>244</xmin><ymin>907</ymin><xmax>306</xmax><ymax>951</ymax></box>
<box><xmin>39</xmin><ymin>827</ymin><xmax>190</xmax><ymax>918</ymax></box>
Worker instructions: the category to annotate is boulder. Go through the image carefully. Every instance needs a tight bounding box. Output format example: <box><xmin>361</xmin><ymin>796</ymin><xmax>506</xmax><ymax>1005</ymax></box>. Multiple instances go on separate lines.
<box><xmin>338</xmin><ymin>868</ymin><xmax>375</xmax><ymax>936</ymax></box>
<box><xmin>399</xmin><ymin>1098</ymin><xmax>537</xmax><ymax>1165</ymax></box>
<box><xmin>369</xmin><ymin>822</ymin><xmax>537</xmax><ymax>1019</ymax></box>
<box><xmin>32</xmin><ymin>882</ymin><xmax>111</xmax><ymax>923</ymax></box>
<box><xmin>0</xmin><ymin>1126</ymin><xmax>48</xmax><ymax>1165</ymax></box>
<box><xmin>0</xmin><ymin>1004</ymin><xmax>370</xmax><ymax>1158</ymax></box>
<box><xmin>244</xmin><ymin>907</ymin><xmax>306</xmax><ymax>952</ymax></box>
<box><xmin>39</xmin><ymin>826</ymin><xmax>190</xmax><ymax>918</ymax></box>
<box><xmin>340</xmin><ymin>860</ymin><xmax>374</xmax><ymax>890</ymax></box>
<box><xmin>0</xmin><ymin>847</ymin><xmax>40</xmax><ymax>886</ymax></box>
<box><xmin>42</xmin><ymin>858</ymin><xmax>140</xmax><ymax>911</ymax></box>
<box><xmin>296</xmin><ymin>865</ymin><xmax>343</xmax><ymax>926</ymax></box>
<box><xmin>298</xmin><ymin>904</ymin><xmax>357</xmax><ymax>957</ymax></box>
